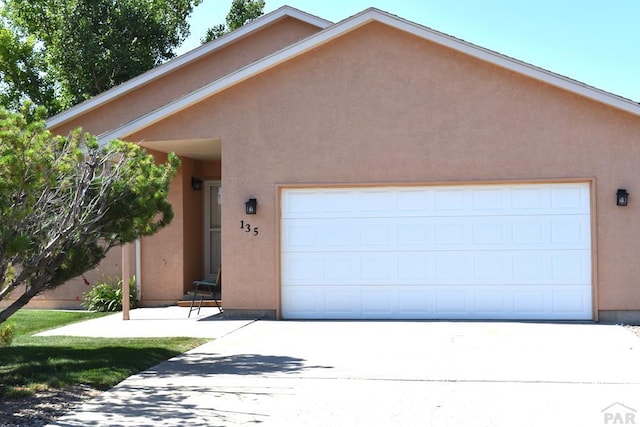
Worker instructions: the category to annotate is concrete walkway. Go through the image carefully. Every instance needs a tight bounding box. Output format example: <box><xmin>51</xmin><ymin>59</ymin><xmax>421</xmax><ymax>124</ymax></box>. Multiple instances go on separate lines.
<box><xmin>46</xmin><ymin>312</ymin><xmax>640</xmax><ymax>426</ymax></box>
<box><xmin>37</xmin><ymin>307</ymin><xmax>254</xmax><ymax>338</ymax></box>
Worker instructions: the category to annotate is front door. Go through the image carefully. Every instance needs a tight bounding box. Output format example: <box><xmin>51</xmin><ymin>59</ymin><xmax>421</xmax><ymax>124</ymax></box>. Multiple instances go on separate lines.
<box><xmin>204</xmin><ymin>181</ymin><xmax>222</xmax><ymax>281</ymax></box>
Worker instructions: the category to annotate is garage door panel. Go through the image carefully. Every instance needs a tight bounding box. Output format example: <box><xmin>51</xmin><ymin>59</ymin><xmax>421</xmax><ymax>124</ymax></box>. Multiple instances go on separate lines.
<box><xmin>511</xmin><ymin>184</ymin><xmax>590</xmax><ymax>213</ymax></box>
<box><xmin>282</xmin><ymin>284</ymin><xmax>591</xmax><ymax>319</ymax></box>
<box><xmin>282</xmin><ymin>216</ymin><xmax>590</xmax><ymax>252</ymax></box>
<box><xmin>397</xmin><ymin>291</ymin><xmax>431</xmax><ymax>313</ymax></box>
<box><xmin>360</xmin><ymin>221</ymin><xmax>394</xmax><ymax>246</ymax></box>
<box><xmin>282</xmin><ymin>190</ymin><xmax>320</xmax><ymax>217</ymax></box>
<box><xmin>283</xmin><ymin>189</ymin><xmax>361</xmax><ymax>218</ymax></box>
<box><xmin>550</xmin><ymin>185</ymin><xmax>590</xmax><ymax>210</ymax></box>
<box><xmin>360</xmin><ymin>254</ymin><xmax>396</xmax><ymax>281</ymax></box>
<box><xmin>551</xmin><ymin>219</ymin><xmax>590</xmax><ymax>245</ymax></box>
<box><xmin>285</xmin><ymin>288</ymin><xmax>319</xmax><ymax>315</ymax></box>
<box><xmin>283</xmin><ymin>224</ymin><xmax>320</xmax><ymax>249</ymax></box>
<box><xmin>475</xmin><ymin>290</ymin><xmax>507</xmax><ymax>313</ymax></box>
<box><xmin>474</xmin><ymin>255</ymin><xmax>506</xmax><ymax>279</ymax></box>
<box><xmin>552</xmin><ymin>290</ymin><xmax>590</xmax><ymax>314</ymax></box>
<box><xmin>325</xmin><ymin>290</ymin><xmax>360</xmax><ymax>314</ymax></box>
<box><xmin>472</xmin><ymin>222</ymin><xmax>507</xmax><ymax>245</ymax></box>
<box><xmin>551</xmin><ymin>252</ymin><xmax>591</xmax><ymax>280</ymax></box>
<box><xmin>511</xmin><ymin>186</ymin><xmax>547</xmax><ymax>210</ymax></box>
<box><xmin>435</xmin><ymin>188</ymin><xmax>468</xmax><ymax>211</ymax></box>
<box><xmin>322</xmin><ymin>190</ymin><xmax>358</xmax><ymax>214</ymax></box>
<box><xmin>398</xmin><ymin>254</ymin><xmax>435</xmax><ymax>281</ymax></box>
<box><xmin>397</xmin><ymin>189</ymin><xmax>434</xmax><ymax>213</ymax></box>
<box><xmin>281</xmin><ymin>253</ymin><xmax>321</xmax><ymax>283</ymax></box>
<box><xmin>281</xmin><ymin>185</ymin><xmax>589</xmax><ymax>220</ymax></box>
<box><xmin>472</xmin><ymin>187</ymin><xmax>507</xmax><ymax>210</ymax></box>
<box><xmin>283</xmin><ymin>250</ymin><xmax>590</xmax><ymax>286</ymax></box>
<box><xmin>435</xmin><ymin>253</ymin><xmax>470</xmax><ymax>279</ymax></box>
<box><xmin>323</xmin><ymin>224</ymin><xmax>354</xmax><ymax>247</ymax></box>
<box><xmin>360</xmin><ymin>189</ymin><xmax>396</xmax><ymax>213</ymax></box>
<box><xmin>398</xmin><ymin>222</ymin><xmax>431</xmax><ymax>245</ymax></box>
<box><xmin>362</xmin><ymin>291</ymin><xmax>395</xmax><ymax>316</ymax></box>
<box><xmin>281</xmin><ymin>183</ymin><xmax>592</xmax><ymax>320</ymax></box>
<box><xmin>436</xmin><ymin>290</ymin><xmax>469</xmax><ymax>313</ymax></box>
<box><xmin>513</xmin><ymin>290</ymin><xmax>545</xmax><ymax>313</ymax></box>
<box><xmin>512</xmin><ymin>250</ymin><xmax>591</xmax><ymax>283</ymax></box>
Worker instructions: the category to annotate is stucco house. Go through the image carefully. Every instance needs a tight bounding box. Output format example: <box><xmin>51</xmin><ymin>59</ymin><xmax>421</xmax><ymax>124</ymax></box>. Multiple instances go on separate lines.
<box><xmin>13</xmin><ymin>6</ymin><xmax>640</xmax><ymax>322</ymax></box>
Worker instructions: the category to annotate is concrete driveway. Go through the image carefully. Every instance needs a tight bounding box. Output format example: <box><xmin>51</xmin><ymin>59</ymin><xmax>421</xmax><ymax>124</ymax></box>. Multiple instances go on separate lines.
<box><xmin>51</xmin><ymin>320</ymin><xmax>640</xmax><ymax>427</ymax></box>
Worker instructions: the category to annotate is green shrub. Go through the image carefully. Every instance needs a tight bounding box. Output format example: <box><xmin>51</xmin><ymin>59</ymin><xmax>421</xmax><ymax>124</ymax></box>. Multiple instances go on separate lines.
<box><xmin>0</xmin><ymin>322</ymin><xmax>15</xmax><ymax>347</ymax></box>
<box><xmin>83</xmin><ymin>277</ymin><xmax>137</xmax><ymax>312</ymax></box>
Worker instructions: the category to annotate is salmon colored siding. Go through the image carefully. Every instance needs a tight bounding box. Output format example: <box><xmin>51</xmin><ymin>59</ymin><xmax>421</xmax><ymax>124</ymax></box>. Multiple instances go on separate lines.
<box><xmin>128</xmin><ymin>22</ymin><xmax>640</xmax><ymax>314</ymax></box>
<box><xmin>15</xmin><ymin>9</ymin><xmax>640</xmax><ymax>319</ymax></box>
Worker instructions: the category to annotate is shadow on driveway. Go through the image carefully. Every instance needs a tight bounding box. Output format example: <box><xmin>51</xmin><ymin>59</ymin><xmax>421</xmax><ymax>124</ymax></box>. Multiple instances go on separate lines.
<box><xmin>139</xmin><ymin>352</ymin><xmax>334</xmax><ymax>377</ymax></box>
<box><xmin>52</xmin><ymin>352</ymin><xmax>333</xmax><ymax>426</ymax></box>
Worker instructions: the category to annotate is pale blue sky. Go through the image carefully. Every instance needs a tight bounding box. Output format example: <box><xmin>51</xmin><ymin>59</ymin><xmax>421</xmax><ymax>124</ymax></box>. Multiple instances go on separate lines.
<box><xmin>180</xmin><ymin>1</ymin><xmax>640</xmax><ymax>102</ymax></box>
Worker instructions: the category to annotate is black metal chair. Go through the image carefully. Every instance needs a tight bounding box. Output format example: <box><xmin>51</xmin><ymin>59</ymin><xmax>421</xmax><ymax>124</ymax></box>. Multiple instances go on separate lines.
<box><xmin>188</xmin><ymin>267</ymin><xmax>222</xmax><ymax>318</ymax></box>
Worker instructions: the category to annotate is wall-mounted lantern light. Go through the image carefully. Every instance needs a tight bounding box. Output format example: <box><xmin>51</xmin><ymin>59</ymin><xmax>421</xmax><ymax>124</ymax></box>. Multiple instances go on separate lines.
<box><xmin>245</xmin><ymin>198</ymin><xmax>257</xmax><ymax>215</ymax></box>
<box><xmin>191</xmin><ymin>177</ymin><xmax>203</xmax><ymax>191</ymax></box>
<box><xmin>617</xmin><ymin>188</ymin><xmax>629</xmax><ymax>206</ymax></box>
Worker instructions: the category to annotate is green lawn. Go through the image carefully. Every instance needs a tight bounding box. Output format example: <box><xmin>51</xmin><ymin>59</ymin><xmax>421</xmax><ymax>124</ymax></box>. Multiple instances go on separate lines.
<box><xmin>0</xmin><ymin>310</ymin><xmax>209</xmax><ymax>398</ymax></box>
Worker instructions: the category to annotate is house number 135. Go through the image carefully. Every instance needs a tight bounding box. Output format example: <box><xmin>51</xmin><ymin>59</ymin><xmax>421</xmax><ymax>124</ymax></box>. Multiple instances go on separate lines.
<box><xmin>240</xmin><ymin>220</ymin><xmax>259</xmax><ymax>236</ymax></box>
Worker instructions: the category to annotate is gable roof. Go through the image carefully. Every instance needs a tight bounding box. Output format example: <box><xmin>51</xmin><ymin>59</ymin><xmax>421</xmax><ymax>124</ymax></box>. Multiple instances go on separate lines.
<box><xmin>67</xmin><ymin>7</ymin><xmax>640</xmax><ymax>145</ymax></box>
<box><xmin>46</xmin><ymin>6</ymin><xmax>332</xmax><ymax>130</ymax></box>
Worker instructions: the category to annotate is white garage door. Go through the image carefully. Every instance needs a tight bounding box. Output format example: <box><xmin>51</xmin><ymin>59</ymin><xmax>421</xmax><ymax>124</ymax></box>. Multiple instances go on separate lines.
<box><xmin>280</xmin><ymin>183</ymin><xmax>592</xmax><ymax>320</ymax></box>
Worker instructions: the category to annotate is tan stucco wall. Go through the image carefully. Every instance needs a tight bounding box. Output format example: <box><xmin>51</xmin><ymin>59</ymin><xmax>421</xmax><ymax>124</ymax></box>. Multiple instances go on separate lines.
<box><xmin>137</xmin><ymin>150</ymin><xmax>182</xmax><ymax>305</ymax></box>
<box><xmin>49</xmin><ymin>17</ymin><xmax>323</xmax><ymax>137</ymax></box>
<box><xmin>0</xmin><ymin>247</ymin><xmax>122</xmax><ymax>310</ymax></box>
<box><xmin>127</xmin><ymin>21</ymin><xmax>640</xmax><ymax>315</ymax></box>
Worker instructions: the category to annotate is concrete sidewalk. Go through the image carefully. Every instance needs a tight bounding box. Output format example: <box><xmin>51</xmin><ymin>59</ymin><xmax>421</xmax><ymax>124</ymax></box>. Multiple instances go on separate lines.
<box><xmin>48</xmin><ymin>319</ymin><xmax>640</xmax><ymax>427</ymax></box>
<box><xmin>37</xmin><ymin>307</ymin><xmax>255</xmax><ymax>338</ymax></box>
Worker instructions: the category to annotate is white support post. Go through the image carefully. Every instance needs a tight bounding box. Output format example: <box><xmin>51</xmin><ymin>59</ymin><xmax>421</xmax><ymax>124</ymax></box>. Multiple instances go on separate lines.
<box><xmin>122</xmin><ymin>243</ymin><xmax>131</xmax><ymax>320</ymax></box>
<box><xmin>135</xmin><ymin>239</ymin><xmax>142</xmax><ymax>301</ymax></box>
